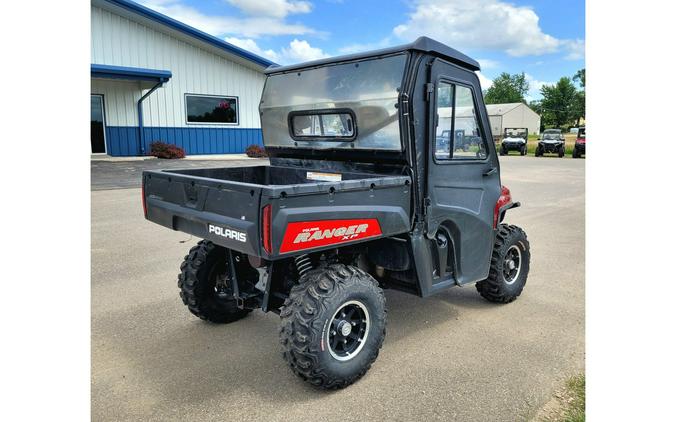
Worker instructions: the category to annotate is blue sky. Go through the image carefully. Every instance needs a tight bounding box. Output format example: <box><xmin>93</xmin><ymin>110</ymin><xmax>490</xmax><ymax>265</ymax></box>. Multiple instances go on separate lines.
<box><xmin>140</xmin><ymin>0</ymin><xmax>585</xmax><ymax>100</ymax></box>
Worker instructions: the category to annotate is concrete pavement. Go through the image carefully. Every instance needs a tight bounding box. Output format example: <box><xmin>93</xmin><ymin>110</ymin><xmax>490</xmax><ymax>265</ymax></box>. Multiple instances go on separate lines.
<box><xmin>91</xmin><ymin>156</ymin><xmax>584</xmax><ymax>421</ymax></box>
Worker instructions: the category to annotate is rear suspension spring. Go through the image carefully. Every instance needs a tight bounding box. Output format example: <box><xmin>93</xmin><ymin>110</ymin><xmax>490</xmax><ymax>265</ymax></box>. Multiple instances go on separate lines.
<box><xmin>294</xmin><ymin>254</ymin><xmax>313</xmax><ymax>278</ymax></box>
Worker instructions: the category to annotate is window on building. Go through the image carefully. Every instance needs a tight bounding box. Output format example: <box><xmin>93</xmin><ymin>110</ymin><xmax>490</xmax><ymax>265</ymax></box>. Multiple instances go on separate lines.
<box><xmin>434</xmin><ymin>82</ymin><xmax>488</xmax><ymax>161</ymax></box>
<box><xmin>185</xmin><ymin>94</ymin><xmax>238</xmax><ymax>124</ymax></box>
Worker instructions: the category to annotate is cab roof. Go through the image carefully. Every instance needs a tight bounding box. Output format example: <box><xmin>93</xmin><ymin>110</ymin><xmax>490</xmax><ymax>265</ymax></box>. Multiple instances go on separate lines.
<box><xmin>265</xmin><ymin>36</ymin><xmax>481</xmax><ymax>75</ymax></box>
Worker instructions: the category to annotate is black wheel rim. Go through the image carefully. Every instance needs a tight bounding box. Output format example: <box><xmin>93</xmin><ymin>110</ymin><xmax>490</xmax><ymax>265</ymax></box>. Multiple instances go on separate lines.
<box><xmin>502</xmin><ymin>245</ymin><xmax>522</xmax><ymax>285</ymax></box>
<box><xmin>326</xmin><ymin>300</ymin><xmax>370</xmax><ymax>361</ymax></box>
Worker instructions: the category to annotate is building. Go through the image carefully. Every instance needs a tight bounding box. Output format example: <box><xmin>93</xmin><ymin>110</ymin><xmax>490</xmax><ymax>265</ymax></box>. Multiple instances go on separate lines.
<box><xmin>486</xmin><ymin>102</ymin><xmax>541</xmax><ymax>137</ymax></box>
<box><xmin>91</xmin><ymin>0</ymin><xmax>276</xmax><ymax>156</ymax></box>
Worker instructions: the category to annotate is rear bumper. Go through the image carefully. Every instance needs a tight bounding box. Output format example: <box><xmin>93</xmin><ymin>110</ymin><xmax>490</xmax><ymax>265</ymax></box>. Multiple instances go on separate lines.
<box><xmin>146</xmin><ymin>197</ymin><xmax>260</xmax><ymax>256</ymax></box>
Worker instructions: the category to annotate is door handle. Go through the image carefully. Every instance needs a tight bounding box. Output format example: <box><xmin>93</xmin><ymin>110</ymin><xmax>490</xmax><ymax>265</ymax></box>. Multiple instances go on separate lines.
<box><xmin>483</xmin><ymin>167</ymin><xmax>497</xmax><ymax>177</ymax></box>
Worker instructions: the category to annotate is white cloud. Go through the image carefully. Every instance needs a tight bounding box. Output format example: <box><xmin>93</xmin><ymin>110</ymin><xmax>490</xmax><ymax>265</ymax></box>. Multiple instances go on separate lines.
<box><xmin>281</xmin><ymin>39</ymin><xmax>330</xmax><ymax>62</ymax></box>
<box><xmin>524</xmin><ymin>73</ymin><xmax>554</xmax><ymax>101</ymax></box>
<box><xmin>223</xmin><ymin>37</ymin><xmax>329</xmax><ymax>64</ymax></box>
<box><xmin>393</xmin><ymin>0</ymin><xmax>561</xmax><ymax>57</ymax></box>
<box><xmin>338</xmin><ymin>38</ymin><xmax>393</xmax><ymax>54</ymax></box>
<box><xmin>477</xmin><ymin>58</ymin><xmax>499</xmax><ymax>69</ymax></box>
<box><xmin>139</xmin><ymin>0</ymin><xmax>316</xmax><ymax>37</ymax></box>
<box><xmin>226</xmin><ymin>0</ymin><xmax>312</xmax><ymax>19</ymax></box>
<box><xmin>477</xmin><ymin>71</ymin><xmax>493</xmax><ymax>90</ymax></box>
<box><xmin>563</xmin><ymin>39</ymin><xmax>585</xmax><ymax>60</ymax></box>
<box><xmin>224</xmin><ymin>37</ymin><xmax>280</xmax><ymax>62</ymax></box>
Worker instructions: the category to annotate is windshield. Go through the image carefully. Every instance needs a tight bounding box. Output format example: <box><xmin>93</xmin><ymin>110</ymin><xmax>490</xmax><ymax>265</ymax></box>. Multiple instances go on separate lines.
<box><xmin>505</xmin><ymin>129</ymin><xmax>526</xmax><ymax>138</ymax></box>
<box><xmin>260</xmin><ymin>54</ymin><xmax>407</xmax><ymax>151</ymax></box>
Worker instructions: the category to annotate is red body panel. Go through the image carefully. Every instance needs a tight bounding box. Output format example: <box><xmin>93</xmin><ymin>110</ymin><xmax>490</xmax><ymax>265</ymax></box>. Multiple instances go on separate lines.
<box><xmin>279</xmin><ymin>219</ymin><xmax>382</xmax><ymax>253</ymax></box>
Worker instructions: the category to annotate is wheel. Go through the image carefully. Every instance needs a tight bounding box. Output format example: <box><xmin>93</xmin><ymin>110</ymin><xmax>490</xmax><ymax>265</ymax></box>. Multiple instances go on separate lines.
<box><xmin>558</xmin><ymin>145</ymin><xmax>565</xmax><ymax>157</ymax></box>
<box><xmin>500</xmin><ymin>145</ymin><xmax>506</xmax><ymax>156</ymax></box>
<box><xmin>535</xmin><ymin>145</ymin><xmax>543</xmax><ymax>157</ymax></box>
<box><xmin>177</xmin><ymin>240</ymin><xmax>251</xmax><ymax>323</ymax></box>
<box><xmin>520</xmin><ymin>145</ymin><xmax>526</xmax><ymax>156</ymax></box>
<box><xmin>572</xmin><ymin>147</ymin><xmax>579</xmax><ymax>158</ymax></box>
<box><xmin>476</xmin><ymin>224</ymin><xmax>530</xmax><ymax>303</ymax></box>
<box><xmin>279</xmin><ymin>264</ymin><xmax>386</xmax><ymax>389</ymax></box>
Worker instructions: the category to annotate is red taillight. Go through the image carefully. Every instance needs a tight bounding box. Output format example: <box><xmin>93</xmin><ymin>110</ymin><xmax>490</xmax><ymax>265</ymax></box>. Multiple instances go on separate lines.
<box><xmin>493</xmin><ymin>185</ymin><xmax>512</xmax><ymax>228</ymax></box>
<box><xmin>262</xmin><ymin>204</ymin><xmax>272</xmax><ymax>254</ymax></box>
<box><xmin>142</xmin><ymin>183</ymin><xmax>147</xmax><ymax>217</ymax></box>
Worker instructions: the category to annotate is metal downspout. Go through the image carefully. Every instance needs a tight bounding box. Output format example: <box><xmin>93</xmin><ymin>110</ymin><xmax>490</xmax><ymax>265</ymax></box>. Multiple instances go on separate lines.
<box><xmin>137</xmin><ymin>81</ymin><xmax>164</xmax><ymax>155</ymax></box>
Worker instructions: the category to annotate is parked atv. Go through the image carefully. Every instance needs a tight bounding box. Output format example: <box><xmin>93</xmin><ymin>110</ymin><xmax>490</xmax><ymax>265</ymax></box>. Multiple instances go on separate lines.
<box><xmin>572</xmin><ymin>127</ymin><xmax>585</xmax><ymax>158</ymax></box>
<box><xmin>143</xmin><ymin>37</ymin><xmax>530</xmax><ymax>390</ymax></box>
<box><xmin>535</xmin><ymin>128</ymin><xmax>565</xmax><ymax>157</ymax></box>
<box><xmin>500</xmin><ymin>128</ymin><xmax>528</xmax><ymax>156</ymax></box>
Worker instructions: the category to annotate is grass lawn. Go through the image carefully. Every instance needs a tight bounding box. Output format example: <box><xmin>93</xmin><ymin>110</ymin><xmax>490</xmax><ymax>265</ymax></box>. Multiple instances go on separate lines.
<box><xmin>534</xmin><ymin>374</ymin><xmax>586</xmax><ymax>422</ymax></box>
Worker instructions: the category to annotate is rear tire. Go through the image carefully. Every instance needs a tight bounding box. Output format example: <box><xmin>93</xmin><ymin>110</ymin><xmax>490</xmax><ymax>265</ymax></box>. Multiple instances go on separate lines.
<box><xmin>573</xmin><ymin>147</ymin><xmax>580</xmax><ymax>158</ymax></box>
<box><xmin>279</xmin><ymin>264</ymin><xmax>386</xmax><ymax>389</ymax></box>
<box><xmin>476</xmin><ymin>224</ymin><xmax>530</xmax><ymax>303</ymax></box>
<box><xmin>177</xmin><ymin>240</ymin><xmax>251</xmax><ymax>323</ymax></box>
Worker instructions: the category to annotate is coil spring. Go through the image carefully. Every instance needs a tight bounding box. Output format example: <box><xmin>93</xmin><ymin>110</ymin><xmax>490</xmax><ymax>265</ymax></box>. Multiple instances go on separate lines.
<box><xmin>294</xmin><ymin>254</ymin><xmax>313</xmax><ymax>278</ymax></box>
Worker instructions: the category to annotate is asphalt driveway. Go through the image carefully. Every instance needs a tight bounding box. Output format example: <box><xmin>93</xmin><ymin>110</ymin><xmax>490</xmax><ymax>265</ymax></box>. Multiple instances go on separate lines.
<box><xmin>91</xmin><ymin>156</ymin><xmax>584</xmax><ymax>421</ymax></box>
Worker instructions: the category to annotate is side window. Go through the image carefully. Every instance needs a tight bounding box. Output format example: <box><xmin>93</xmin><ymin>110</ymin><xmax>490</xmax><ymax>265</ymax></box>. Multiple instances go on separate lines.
<box><xmin>434</xmin><ymin>82</ymin><xmax>488</xmax><ymax>161</ymax></box>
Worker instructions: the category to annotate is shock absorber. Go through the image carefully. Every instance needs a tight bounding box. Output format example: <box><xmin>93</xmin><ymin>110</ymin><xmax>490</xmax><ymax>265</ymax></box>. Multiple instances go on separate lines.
<box><xmin>294</xmin><ymin>254</ymin><xmax>313</xmax><ymax>278</ymax></box>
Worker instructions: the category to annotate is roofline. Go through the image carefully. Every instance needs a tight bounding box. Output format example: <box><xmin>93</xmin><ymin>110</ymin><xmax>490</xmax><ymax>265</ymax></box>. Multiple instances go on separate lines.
<box><xmin>98</xmin><ymin>0</ymin><xmax>277</xmax><ymax>69</ymax></box>
<box><xmin>265</xmin><ymin>36</ymin><xmax>480</xmax><ymax>75</ymax></box>
<box><xmin>91</xmin><ymin>64</ymin><xmax>172</xmax><ymax>82</ymax></box>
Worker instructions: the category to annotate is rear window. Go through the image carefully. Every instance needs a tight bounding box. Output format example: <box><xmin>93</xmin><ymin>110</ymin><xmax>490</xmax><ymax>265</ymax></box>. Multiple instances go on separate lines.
<box><xmin>290</xmin><ymin>110</ymin><xmax>355</xmax><ymax>140</ymax></box>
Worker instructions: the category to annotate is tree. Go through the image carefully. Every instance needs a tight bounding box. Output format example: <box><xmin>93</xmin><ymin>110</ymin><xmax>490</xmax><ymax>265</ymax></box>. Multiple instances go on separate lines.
<box><xmin>572</xmin><ymin>68</ymin><xmax>586</xmax><ymax>126</ymax></box>
<box><xmin>539</xmin><ymin>77</ymin><xmax>578</xmax><ymax>128</ymax></box>
<box><xmin>573</xmin><ymin>68</ymin><xmax>585</xmax><ymax>89</ymax></box>
<box><xmin>483</xmin><ymin>72</ymin><xmax>529</xmax><ymax>104</ymax></box>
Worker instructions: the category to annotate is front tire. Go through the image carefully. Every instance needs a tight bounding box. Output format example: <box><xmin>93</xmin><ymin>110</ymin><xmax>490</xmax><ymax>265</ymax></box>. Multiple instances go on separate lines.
<box><xmin>500</xmin><ymin>145</ymin><xmax>507</xmax><ymax>156</ymax></box>
<box><xmin>558</xmin><ymin>145</ymin><xmax>565</xmax><ymax>157</ymax></box>
<box><xmin>177</xmin><ymin>240</ymin><xmax>251</xmax><ymax>323</ymax></box>
<box><xmin>520</xmin><ymin>144</ymin><xmax>527</xmax><ymax>156</ymax></box>
<box><xmin>279</xmin><ymin>264</ymin><xmax>386</xmax><ymax>389</ymax></box>
<box><xmin>476</xmin><ymin>224</ymin><xmax>530</xmax><ymax>303</ymax></box>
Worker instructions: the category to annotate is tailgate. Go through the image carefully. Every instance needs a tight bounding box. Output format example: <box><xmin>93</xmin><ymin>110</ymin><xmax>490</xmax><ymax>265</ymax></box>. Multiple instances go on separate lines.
<box><xmin>142</xmin><ymin>170</ymin><xmax>261</xmax><ymax>256</ymax></box>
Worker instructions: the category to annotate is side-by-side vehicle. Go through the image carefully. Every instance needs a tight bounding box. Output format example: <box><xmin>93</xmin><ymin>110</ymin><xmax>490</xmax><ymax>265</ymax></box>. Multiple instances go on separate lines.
<box><xmin>142</xmin><ymin>37</ymin><xmax>531</xmax><ymax>389</ymax></box>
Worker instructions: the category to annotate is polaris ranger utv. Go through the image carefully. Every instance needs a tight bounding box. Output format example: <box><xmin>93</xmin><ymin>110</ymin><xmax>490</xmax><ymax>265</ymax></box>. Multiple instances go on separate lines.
<box><xmin>500</xmin><ymin>128</ymin><xmax>528</xmax><ymax>156</ymax></box>
<box><xmin>572</xmin><ymin>127</ymin><xmax>585</xmax><ymax>158</ymax></box>
<box><xmin>142</xmin><ymin>37</ymin><xmax>530</xmax><ymax>389</ymax></box>
<box><xmin>535</xmin><ymin>128</ymin><xmax>565</xmax><ymax>157</ymax></box>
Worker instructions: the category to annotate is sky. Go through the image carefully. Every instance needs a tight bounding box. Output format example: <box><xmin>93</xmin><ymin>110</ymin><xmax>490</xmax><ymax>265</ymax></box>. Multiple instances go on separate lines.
<box><xmin>139</xmin><ymin>0</ymin><xmax>585</xmax><ymax>101</ymax></box>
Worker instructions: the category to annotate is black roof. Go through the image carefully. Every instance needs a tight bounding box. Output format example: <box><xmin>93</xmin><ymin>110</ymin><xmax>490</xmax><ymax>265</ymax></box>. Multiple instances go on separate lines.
<box><xmin>265</xmin><ymin>36</ymin><xmax>481</xmax><ymax>74</ymax></box>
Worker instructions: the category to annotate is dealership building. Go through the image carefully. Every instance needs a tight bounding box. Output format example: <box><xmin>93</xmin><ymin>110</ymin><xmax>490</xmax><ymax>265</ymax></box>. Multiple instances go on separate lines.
<box><xmin>90</xmin><ymin>0</ymin><xmax>276</xmax><ymax>156</ymax></box>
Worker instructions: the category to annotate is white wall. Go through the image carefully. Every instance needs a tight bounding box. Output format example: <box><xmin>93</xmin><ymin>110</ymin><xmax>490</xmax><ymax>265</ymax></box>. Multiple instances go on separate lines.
<box><xmin>501</xmin><ymin>104</ymin><xmax>541</xmax><ymax>135</ymax></box>
<box><xmin>91</xmin><ymin>4</ymin><xmax>266</xmax><ymax>129</ymax></box>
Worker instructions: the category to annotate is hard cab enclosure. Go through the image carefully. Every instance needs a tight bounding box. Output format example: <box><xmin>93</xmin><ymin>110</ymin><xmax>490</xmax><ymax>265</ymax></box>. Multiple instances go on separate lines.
<box><xmin>143</xmin><ymin>37</ymin><xmax>513</xmax><ymax>300</ymax></box>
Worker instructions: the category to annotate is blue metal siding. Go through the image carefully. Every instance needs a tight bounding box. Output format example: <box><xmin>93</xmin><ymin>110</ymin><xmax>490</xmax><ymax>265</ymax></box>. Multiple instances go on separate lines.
<box><xmin>105</xmin><ymin>126</ymin><xmax>263</xmax><ymax>156</ymax></box>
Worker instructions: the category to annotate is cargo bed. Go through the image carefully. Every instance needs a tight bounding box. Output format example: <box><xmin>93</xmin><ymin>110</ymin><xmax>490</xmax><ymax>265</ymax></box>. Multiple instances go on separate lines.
<box><xmin>143</xmin><ymin>165</ymin><xmax>412</xmax><ymax>259</ymax></box>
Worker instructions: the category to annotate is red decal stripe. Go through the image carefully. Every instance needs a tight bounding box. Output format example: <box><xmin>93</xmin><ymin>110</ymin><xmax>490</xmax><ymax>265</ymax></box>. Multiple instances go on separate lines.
<box><xmin>279</xmin><ymin>219</ymin><xmax>382</xmax><ymax>253</ymax></box>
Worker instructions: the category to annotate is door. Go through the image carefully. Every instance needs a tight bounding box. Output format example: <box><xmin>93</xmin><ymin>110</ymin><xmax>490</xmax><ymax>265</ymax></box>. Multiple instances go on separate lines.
<box><xmin>425</xmin><ymin>59</ymin><xmax>501</xmax><ymax>285</ymax></box>
<box><xmin>91</xmin><ymin>95</ymin><xmax>106</xmax><ymax>154</ymax></box>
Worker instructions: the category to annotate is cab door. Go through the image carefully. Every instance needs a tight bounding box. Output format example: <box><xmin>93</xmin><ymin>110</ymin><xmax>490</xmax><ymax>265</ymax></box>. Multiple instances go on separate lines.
<box><xmin>425</xmin><ymin>59</ymin><xmax>501</xmax><ymax>285</ymax></box>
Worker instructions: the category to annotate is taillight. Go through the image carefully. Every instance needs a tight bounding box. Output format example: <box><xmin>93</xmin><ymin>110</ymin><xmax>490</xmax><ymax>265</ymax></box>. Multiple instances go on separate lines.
<box><xmin>142</xmin><ymin>183</ymin><xmax>147</xmax><ymax>217</ymax></box>
<box><xmin>493</xmin><ymin>185</ymin><xmax>512</xmax><ymax>228</ymax></box>
<box><xmin>262</xmin><ymin>204</ymin><xmax>272</xmax><ymax>254</ymax></box>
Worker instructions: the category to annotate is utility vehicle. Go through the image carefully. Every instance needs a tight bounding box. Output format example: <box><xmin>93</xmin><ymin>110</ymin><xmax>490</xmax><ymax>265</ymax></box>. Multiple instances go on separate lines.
<box><xmin>572</xmin><ymin>127</ymin><xmax>585</xmax><ymax>158</ymax></box>
<box><xmin>142</xmin><ymin>37</ymin><xmax>530</xmax><ymax>389</ymax></box>
<box><xmin>535</xmin><ymin>128</ymin><xmax>565</xmax><ymax>157</ymax></box>
<box><xmin>500</xmin><ymin>128</ymin><xmax>528</xmax><ymax>156</ymax></box>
